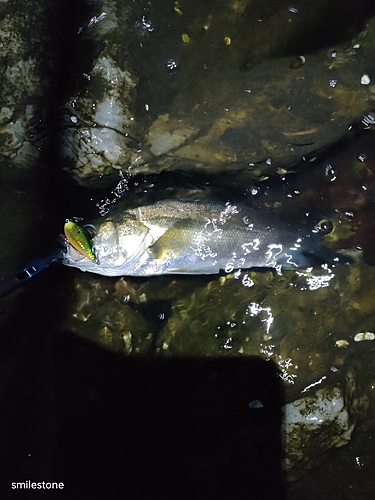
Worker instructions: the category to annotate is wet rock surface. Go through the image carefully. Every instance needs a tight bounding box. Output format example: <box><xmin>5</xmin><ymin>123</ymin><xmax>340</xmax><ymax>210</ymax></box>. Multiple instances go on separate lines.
<box><xmin>0</xmin><ymin>0</ymin><xmax>52</xmax><ymax>165</ymax></box>
<box><xmin>56</xmin><ymin>253</ymin><xmax>375</xmax><ymax>483</ymax></box>
<box><xmin>2</xmin><ymin>0</ymin><xmax>375</xmax><ymax>184</ymax></box>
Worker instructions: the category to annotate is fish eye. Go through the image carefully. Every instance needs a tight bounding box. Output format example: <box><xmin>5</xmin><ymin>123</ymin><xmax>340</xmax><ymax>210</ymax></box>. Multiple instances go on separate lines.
<box><xmin>314</xmin><ymin>219</ymin><xmax>333</xmax><ymax>235</ymax></box>
<box><xmin>83</xmin><ymin>224</ymin><xmax>96</xmax><ymax>239</ymax></box>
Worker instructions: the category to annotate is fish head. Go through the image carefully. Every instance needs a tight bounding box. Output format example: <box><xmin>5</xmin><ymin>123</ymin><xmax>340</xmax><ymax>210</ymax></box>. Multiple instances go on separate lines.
<box><xmin>63</xmin><ymin>213</ymin><xmax>152</xmax><ymax>276</ymax></box>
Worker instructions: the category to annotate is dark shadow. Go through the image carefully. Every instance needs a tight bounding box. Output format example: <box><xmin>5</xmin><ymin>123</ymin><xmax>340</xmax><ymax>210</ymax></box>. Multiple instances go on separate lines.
<box><xmin>2</xmin><ymin>330</ymin><xmax>285</xmax><ymax>500</ymax></box>
<box><xmin>281</xmin><ymin>0</ymin><xmax>375</xmax><ymax>56</ymax></box>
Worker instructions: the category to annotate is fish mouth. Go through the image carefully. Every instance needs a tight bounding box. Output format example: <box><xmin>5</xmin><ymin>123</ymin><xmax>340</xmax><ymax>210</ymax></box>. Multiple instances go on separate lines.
<box><xmin>62</xmin><ymin>248</ymin><xmax>101</xmax><ymax>274</ymax></box>
<box><xmin>63</xmin><ymin>241</ymin><xmax>102</xmax><ymax>267</ymax></box>
<box><xmin>62</xmin><ymin>240</ymin><xmax>130</xmax><ymax>275</ymax></box>
<box><xmin>63</xmin><ymin>244</ymin><xmax>88</xmax><ymax>264</ymax></box>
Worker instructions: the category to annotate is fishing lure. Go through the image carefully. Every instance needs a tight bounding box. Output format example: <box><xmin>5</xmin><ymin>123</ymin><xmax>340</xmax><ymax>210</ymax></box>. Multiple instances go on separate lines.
<box><xmin>64</xmin><ymin>219</ymin><xmax>97</xmax><ymax>263</ymax></box>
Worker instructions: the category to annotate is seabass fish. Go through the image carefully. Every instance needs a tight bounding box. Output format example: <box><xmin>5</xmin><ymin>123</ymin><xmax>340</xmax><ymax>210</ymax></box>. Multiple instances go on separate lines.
<box><xmin>62</xmin><ymin>200</ymin><xmax>348</xmax><ymax>276</ymax></box>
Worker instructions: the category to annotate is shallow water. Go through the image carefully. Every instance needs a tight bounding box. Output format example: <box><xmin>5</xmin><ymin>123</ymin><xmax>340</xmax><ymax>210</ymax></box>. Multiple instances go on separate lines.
<box><xmin>2</xmin><ymin>1</ymin><xmax>375</xmax><ymax>498</ymax></box>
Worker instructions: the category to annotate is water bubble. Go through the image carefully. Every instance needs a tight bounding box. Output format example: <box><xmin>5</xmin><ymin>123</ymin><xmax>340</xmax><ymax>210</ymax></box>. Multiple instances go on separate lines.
<box><xmin>325</xmin><ymin>164</ymin><xmax>336</xmax><ymax>181</ymax></box>
<box><xmin>166</xmin><ymin>58</ymin><xmax>177</xmax><ymax>70</ymax></box>
<box><xmin>361</xmin><ymin>74</ymin><xmax>370</xmax><ymax>85</ymax></box>
<box><xmin>362</xmin><ymin>114</ymin><xmax>375</xmax><ymax>126</ymax></box>
<box><xmin>249</xmin><ymin>399</ymin><xmax>264</xmax><ymax>409</ymax></box>
<box><xmin>96</xmin><ymin>171</ymin><xmax>130</xmax><ymax>215</ymax></box>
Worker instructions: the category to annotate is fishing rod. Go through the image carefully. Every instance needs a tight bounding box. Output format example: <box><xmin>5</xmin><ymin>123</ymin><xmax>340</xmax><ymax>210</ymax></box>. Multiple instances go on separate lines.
<box><xmin>0</xmin><ymin>218</ymin><xmax>95</xmax><ymax>298</ymax></box>
<box><xmin>0</xmin><ymin>248</ymin><xmax>63</xmax><ymax>299</ymax></box>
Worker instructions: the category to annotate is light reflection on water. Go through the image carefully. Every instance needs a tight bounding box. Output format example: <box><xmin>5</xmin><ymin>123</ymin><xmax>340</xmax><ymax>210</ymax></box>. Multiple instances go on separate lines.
<box><xmin>247</xmin><ymin>301</ymin><xmax>274</xmax><ymax>337</ymax></box>
<box><xmin>96</xmin><ymin>171</ymin><xmax>131</xmax><ymax>215</ymax></box>
<box><xmin>260</xmin><ymin>344</ymin><xmax>298</xmax><ymax>385</ymax></box>
<box><xmin>296</xmin><ymin>266</ymin><xmax>335</xmax><ymax>291</ymax></box>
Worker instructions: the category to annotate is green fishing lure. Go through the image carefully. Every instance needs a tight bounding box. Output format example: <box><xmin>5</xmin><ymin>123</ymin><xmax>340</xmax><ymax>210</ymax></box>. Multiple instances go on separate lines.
<box><xmin>64</xmin><ymin>219</ymin><xmax>97</xmax><ymax>263</ymax></box>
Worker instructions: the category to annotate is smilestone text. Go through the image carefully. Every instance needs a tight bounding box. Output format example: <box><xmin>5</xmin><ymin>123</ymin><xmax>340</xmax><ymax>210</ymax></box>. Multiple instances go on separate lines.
<box><xmin>11</xmin><ymin>481</ymin><xmax>64</xmax><ymax>490</ymax></box>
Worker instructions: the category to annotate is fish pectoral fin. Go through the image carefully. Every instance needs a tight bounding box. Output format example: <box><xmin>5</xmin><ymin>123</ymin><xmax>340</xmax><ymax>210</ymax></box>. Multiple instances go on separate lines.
<box><xmin>148</xmin><ymin>220</ymin><xmax>194</xmax><ymax>260</ymax></box>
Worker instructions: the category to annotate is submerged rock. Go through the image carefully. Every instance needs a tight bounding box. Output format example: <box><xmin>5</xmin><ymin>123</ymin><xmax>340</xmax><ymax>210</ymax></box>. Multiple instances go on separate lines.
<box><xmin>58</xmin><ymin>0</ymin><xmax>375</xmax><ymax>184</ymax></box>
<box><xmin>0</xmin><ymin>0</ymin><xmax>53</xmax><ymax>165</ymax></box>
<box><xmin>57</xmin><ymin>0</ymin><xmax>145</xmax><ymax>182</ymax></box>
<box><xmin>139</xmin><ymin>10</ymin><xmax>375</xmax><ymax>182</ymax></box>
<box><xmin>2</xmin><ymin>0</ymin><xmax>375</xmax><ymax>185</ymax></box>
<box><xmin>58</xmin><ymin>260</ymin><xmax>375</xmax><ymax>481</ymax></box>
<box><xmin>284</xmin><ymin>386</ymin><xmax>358</xmax><ymax>482</ymax></box>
